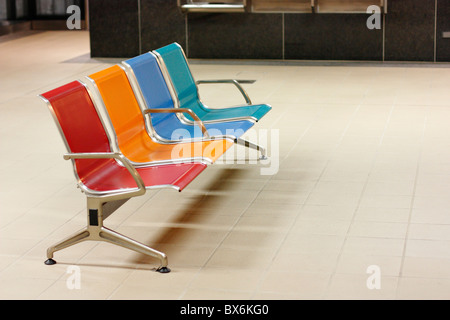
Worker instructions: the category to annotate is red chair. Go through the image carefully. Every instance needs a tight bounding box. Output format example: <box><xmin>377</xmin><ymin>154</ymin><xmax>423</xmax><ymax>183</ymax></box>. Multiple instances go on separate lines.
<box><xmin>40</xmin><ymin>81</ymin><xmax>208</xmax><ymax>273</ymax></box>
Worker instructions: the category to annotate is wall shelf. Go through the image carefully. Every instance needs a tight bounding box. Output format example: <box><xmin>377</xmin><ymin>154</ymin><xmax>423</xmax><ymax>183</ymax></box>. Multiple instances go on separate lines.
<box><xmin>178</xmin><ymin>0</ymin><xmax>387</xmax><ymax>14</ymax></box>
<box><xmin>178</xmin><ymin>0</ymin><xmax>247</xmax><ymax>13</ymax></box>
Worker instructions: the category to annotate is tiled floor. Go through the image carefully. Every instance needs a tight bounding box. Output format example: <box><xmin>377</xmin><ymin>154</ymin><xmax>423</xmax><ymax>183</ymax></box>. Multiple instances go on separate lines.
<box><xmin>1</xmin><ymin>30</ymin><xmax>450</xmax><ymax>300</ymax></box>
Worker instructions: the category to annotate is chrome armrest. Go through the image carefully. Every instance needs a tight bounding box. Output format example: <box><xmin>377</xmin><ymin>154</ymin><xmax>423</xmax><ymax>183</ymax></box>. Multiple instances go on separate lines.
<box><xmin>144</xmin><ymin>108</ymin><xmax>210</xmax><ymax>139</ymax></box>
<box><xmin>63</xmin><ymin>152</ymin><xmax>146</xmax><ymax>199</ymax></box>
<box><xmin>196</xmin><ymin>79</ymin><xmax>252</xmax><ymax>105</ymax></box>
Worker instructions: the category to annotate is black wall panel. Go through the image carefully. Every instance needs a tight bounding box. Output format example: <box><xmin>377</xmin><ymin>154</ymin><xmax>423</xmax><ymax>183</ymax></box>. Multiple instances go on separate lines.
<box><xmin>88</xmin><ymin>0</ymin><xmax>449</xmax><ymax>62</ymax></box>
<box><xmin>140</xmin><ymin>0</ymin><xmax>186</xmax><ymax>52</ymax></box>
<box><xmin>384</xmin><ymin>0</ymin><xmax>435</xmax><ymax>61</ymax></box>
<box><xmin>436</xmin><ymin>0</ymin><xmax>450</xmax><ymax>62</ymax></box>
<box><xmin>187</xmin><ymin>13</ymin><xmax>283</xmax><ymax>59</ymax></box>
<box><xmin>89</xmin><ymin>0</ymin><xmax>139</xmax><ymax>58</ymax></box>
<box><xmin>285</xmin><ymin>13</ymin><xmax>383</xmax><ymax>60</ymax></box>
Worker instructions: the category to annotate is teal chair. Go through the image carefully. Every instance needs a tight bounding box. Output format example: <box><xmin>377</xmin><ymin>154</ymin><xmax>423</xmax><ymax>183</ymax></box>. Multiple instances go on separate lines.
<box><xmin>153</xmin><ymin>43</ymin><xmax>272</xmax><ymax>123</ymax></box>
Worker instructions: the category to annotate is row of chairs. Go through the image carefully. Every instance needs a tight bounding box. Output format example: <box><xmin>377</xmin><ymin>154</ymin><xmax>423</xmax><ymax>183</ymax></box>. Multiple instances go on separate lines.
<box><xmin>39</xmin><ymin>43</ymin><xmax>272</xmax><ymax>273</ymax></box>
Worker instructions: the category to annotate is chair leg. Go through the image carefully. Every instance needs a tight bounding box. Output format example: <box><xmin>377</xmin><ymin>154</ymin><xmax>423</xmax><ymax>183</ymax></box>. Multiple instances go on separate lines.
<box><xmin>99</xmin><ymin>226</ymin><xmax>170</xmax><ymax>273</ymax></box>
<box><xmin>45</xmin><ymin>229</ymin><xmax>90</xmax><ymax>265</ymax></box>
<box><xmin>45</xmin><ymin>197</ymin><xmax>171</xmax><ymax>273</ymax></box>
<box><xmin>45</xmin><ymin>226</ymin><xmax>170</xmax><ymax>272</ymax></box>
<box><xmin>235</xmin><ymin>137</ymin><xmax>268</xmax><ymax>160</ymax></box>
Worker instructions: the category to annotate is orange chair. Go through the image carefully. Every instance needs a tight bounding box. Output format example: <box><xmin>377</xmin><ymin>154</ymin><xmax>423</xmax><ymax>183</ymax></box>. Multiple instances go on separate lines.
<box><xmin>86</xmin><ymin>65</ymin><xmax>234</xmax><ymax>166</ymax></box>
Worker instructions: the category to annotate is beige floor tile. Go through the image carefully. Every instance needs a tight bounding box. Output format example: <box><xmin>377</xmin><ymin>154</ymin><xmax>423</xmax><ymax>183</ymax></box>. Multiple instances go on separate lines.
<box><xmin>181</xmin><ymin>288</ymin><xmax>254</xmax><ymax>300</ymax></box>
<box><xmin>408</xmin><ymin>224</ymin><xmax>450</xmax><ymax>241</ymax></box>
<box><xmin>401</xmin><ymin>257</ymin><xmax>450</xmax><ymax>279</ymax></box>
<box><xmin>282</xmin><ymin>234</ymin><xmax>346</xmax><ymax>255</ymax></box>
<box><xmin>270</xmin><ymin>251</ymin><xmax>340</xmax><ymax>274</ymax></box>
<box><xmin>190</xmin><ymin>268</ymin><xmax>265</xmax><ymax>292</ymax></box>
<box><xmin>259</xmin><ymin>271</ymin><xmax>330</xmax><ymax>299</ymax></box>
<box><xmin>354</xmin><ymin>207</ymin><xmax>411</xmax><ymax>223</ymax></box>
<box><xmin>204</xmin><ymin>247</ymin><xmax>276</xmax><ymax>270</ymax></box>
<box><xmin>348</xmin><ymin>221</ymin><xmax>408</xmax><ymax>239</ymax></box>
<box><xmin>0</xmin><ymin>275</ymin><xmax>55</xmax><ymax>299</ymax></box>
<box><xmin>342</xmin><ymin>237</ymin><xmax>405</xmax><ymax>257</ymax></box>
<box><xmin>396</xmin><ymin>277</ymin><xmax>450</xmax><ymax>300</ymax></box>
<box><xmin>298</xmin><ymin>204</ymin><xmax>357</xmax><ymax>221</ymax></box>
<box><xmin>325</xmin><ymin>274</ymin><xmax>398</xmax><ymax>300</ymax></box>
<box><xmin>291</xmin><ymin>217</ymin><xmax>351</xmax><ymax>236</ymax></box>
<box><xmin>405</xmin><ymin>239</ymin><xmax>450</xmax><ymax>259</ymax></box>
<box><xmin>335</xmin><ymin>254</ymin><xmax>402</xmax><ymax>277</ymax></box>
<box><xmin>110</xmin><ymin>267</ymin><xmax>200</xmax><ymax>300</ymax></box>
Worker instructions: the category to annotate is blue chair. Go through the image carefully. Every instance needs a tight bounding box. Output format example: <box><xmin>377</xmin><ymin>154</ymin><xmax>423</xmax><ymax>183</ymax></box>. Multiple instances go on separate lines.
<box><xmin>122</xmin><ymin>52</ymin><xmax>267</xmax><ymax>159</ymax></box>
<box><xmin>153</xmin><ymin>42</ymin><xmax>272</xmax><ymax>123</ymax></box>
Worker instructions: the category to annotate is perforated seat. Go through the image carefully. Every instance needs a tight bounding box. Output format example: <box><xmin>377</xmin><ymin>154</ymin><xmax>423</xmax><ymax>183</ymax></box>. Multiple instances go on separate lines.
<box><xmin>40</xmin><ymin>81</ymin><xmax>208</xmax><ymax>272</ymax></box>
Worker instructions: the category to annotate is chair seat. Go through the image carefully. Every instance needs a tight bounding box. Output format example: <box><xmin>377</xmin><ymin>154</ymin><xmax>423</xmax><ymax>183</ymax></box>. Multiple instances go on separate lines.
<box><xmin>152</xmin><ymin>118</ymin><xmax>254</xmax><ymax>140</ymax></box>
<box><xmin>79</xmin><ymin>159</ymin><xmax>206</xmax><ymax>193</ymax></box>
<box><xmin>184</xmin><ymin>103</ymin><xmax>272</xmax><ymax>123</ymax></box>
<box><xmin>113</xmin><ymin>129</ymin><xmax>233</xmax><ymax>164</ymax></box>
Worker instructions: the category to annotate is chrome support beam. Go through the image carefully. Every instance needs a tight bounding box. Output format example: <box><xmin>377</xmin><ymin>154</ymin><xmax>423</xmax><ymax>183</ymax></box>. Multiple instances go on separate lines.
<box><xmin>235</xmin><ymin>137</ymin><xmax>267</xmax><ymax>160</ymax></box>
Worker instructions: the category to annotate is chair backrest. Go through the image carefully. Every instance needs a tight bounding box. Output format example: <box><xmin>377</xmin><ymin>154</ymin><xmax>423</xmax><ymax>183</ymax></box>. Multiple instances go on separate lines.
<box><xmin>123</xmin><ymin>52</ymin><xmax>178</xmax><ymax>128</ymax></box>
<box><xmin>41</xmin><ymin>81</ymin><xmax>112</xmax><ymax>154</ymax></box>
<box><xmin>153</xmin><ymin>43</ymin><xmax>205</xmax><ymax>117</ymax></box>
<box><xmin>88</xmin><ymin>65</ymin><xmax>153</xmax><ymax>156</ymax></box>
<box><xmin>40</xmin><ymin>81</ymin><xmax>116</xmax><ymax>192</ymax></box>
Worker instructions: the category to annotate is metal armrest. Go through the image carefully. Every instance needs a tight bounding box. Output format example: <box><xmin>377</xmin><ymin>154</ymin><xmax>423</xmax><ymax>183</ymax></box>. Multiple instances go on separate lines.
<box><xmin>63</xmin><ymin>152</ymin><xmax>146</xmax><ymax>199</ymax></box>
<box><xmin>196</xmin><ymin>79</ymin><xmax>252</xmax><ymax>105</ymax></box>
<box><xmin>144</xmin><ymin>108</ymin><xmax>210</xmax><ymax>139</ymax></box>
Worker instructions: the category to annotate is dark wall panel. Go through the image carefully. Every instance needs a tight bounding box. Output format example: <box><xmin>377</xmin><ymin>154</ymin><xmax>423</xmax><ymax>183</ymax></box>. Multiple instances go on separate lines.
<box><xmin>436</xmin><ymin>0</ymin><xmax>450</xmax><ymax>62</ymax></box>
<box><xmin>384</xmin><ymin>0</ymin><xmax>435</xmax><ymax>61</ymax></box>
<box><xmin>285</xmin><ymin>13</ymin><xmax>383</xmax><ymax>61</ymax></box>
<box><xmin>88</xmin><ymin>0</ymin><xmax>448</xmax><ymax>62</ymax></box>
<box><xmin>140</xmin><ymin>0</ymin><xmax>186</xmax><ymax>52</ymax></box>
<box><xmin>89</xmin><ymin>0</ymin><xmax>139</xmax><ymax>58</ymax></box>
<box><xmin>187</xmin><ymin>13</ymin><xmax>283</xmax><ymax>59</ymax></box>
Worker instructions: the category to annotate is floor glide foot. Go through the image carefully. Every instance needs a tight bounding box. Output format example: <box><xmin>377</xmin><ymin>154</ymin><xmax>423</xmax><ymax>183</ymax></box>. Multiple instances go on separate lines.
<box><xmin>45</xmin><ymin>258</ymin><xmax>57</xmax><ymax>265</ymax></box>
<box><xmin>156</xmin><ymin>266</ymin><xmax>171</xmax><ymax>273</ymax></box>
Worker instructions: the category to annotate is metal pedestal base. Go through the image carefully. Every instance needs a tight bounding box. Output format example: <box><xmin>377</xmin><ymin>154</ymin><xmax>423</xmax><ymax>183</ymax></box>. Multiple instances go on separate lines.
<box><xmin>45</xmin><ymin>197</ymin><xmax>170</xmax><ymax>273</ymax></box>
